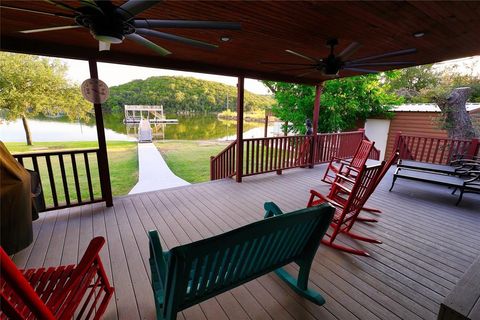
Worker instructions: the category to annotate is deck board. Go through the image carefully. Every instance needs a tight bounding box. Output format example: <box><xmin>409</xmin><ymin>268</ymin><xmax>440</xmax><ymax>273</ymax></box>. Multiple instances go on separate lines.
<box><xmin>13</xmin><ymin>165</ymin><xmax>480</xmax><ymax>320</ymax></box>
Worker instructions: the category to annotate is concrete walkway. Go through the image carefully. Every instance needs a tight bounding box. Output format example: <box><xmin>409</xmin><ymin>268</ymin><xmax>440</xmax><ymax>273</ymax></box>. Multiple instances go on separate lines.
<box><xmin>129</xmin><ymin>143</ymin><xmax>190</xmax><ymax>194</ymax></box>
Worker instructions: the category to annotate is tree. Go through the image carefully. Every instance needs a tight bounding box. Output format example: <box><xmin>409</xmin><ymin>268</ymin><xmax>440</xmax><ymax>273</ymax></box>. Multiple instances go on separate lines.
<box><xmin>0</xmin><ymin>53</ymin><xmax>92</xmax><ymax>145</ymax></box>
<box><xmin>386</xmin><ymin>65</ymin><xmax>439</xmax><ymax>102</ymax></box>
<box><xmin>263</xmin><ymin>73</ymin><xmax>401</xmax><ymax>134</ymax></box>
<box><xmin>386</xmin><ymin>63</ymin><xmax>480</xmax><ymax>103</ymax></box>
<box><xmin>435</xmin><ymin>87</ymin><xmax>479</xmax><ymax>139</ymax></box>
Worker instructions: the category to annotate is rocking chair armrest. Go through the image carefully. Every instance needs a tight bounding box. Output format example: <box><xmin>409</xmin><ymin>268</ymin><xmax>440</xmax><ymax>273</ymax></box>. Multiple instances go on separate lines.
<box><xmin>148</xmin><ymin>230</ymin><xmax>168</xmax><ymax>290</ymax></box>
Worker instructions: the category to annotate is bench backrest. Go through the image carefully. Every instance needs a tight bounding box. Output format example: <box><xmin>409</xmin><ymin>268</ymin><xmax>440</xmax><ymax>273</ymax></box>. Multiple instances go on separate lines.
<box><xmin>152</xmin><ymin>203</ymin><xmax>334</xmax><ymax>317</ymax></box>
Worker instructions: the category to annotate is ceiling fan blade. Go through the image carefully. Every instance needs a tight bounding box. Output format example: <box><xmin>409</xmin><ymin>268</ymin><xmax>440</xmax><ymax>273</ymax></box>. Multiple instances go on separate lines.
<box><xmin>117</xmin><ymin>0</ymin><xmax>163</xmax><ymax>20</ymax></box>
<box><xmin>134</xmin><ymin>20</ymin><xmax>241</xmax><ymax>30</ymax></box>
<box><xmin>337</xmin><ymin>41</ymin><xmax>361</xmax><ymax>60</ymax></box>
<box><xmin>0</xmin><ymin>5</ymin><xmax>74</xmax><ymax>19</ymax></box>
<box><xmin>20</xmin><ymin>25</ymin><xmax>81</xmax><ymax>34</ymax></box>
<box><xmin>343</xmin><ymin>67</ymin><xmax>379</xmax><ymax>74</ymax></box>
<box><xmin>345</xmin><ymin>61</ymin><xmax>416</xmax><ymax>67</ymax></box>
<box><xmin>126</xmin><ymin>33</ymin><xmax>171</xmax><ymax>56</ymax></box>
<box><xmin>348</xmin><ymin>48</ymin><xmax>417</xmax><ymax>64</ymax></box>
<box><xmin>297</xmin><ymin>70</ymin><xmax>320</xmax><ymax>77</ymax></box>
<box><xmin>136</xmin><ymin>29</ymin><xmax>218</xmax><ymax>49</ymax></box>
<box><xmin>285</xmin><ymin>50</ymin><xmax>321</xmax><ymax>63</ymax></box>
<box><xmin>44</xmin><ymin>0</ymin><xmax>79</xmax><ymax>13</ymax></box>
<box><xmin>273</xmin><ymin>67</ymin><xmax>317</xmax><ymax>72</ymax></box>
<box><xmin>260</xmin><ymin>62</ymin><xmax>316</xmax><ymax>66</ymax></box>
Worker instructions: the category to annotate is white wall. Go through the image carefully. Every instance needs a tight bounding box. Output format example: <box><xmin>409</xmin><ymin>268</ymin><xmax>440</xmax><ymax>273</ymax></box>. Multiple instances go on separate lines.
<box><xmin>364</xmin><ymin>119</ymin><xmax>391</xmax><ymax>161</ymax></box>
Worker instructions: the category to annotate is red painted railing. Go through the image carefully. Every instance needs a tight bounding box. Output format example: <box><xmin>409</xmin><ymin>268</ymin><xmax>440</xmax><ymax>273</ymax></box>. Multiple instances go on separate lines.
<box><xmin>210</xmin><ymin>130</ymin><xmax>380</xmax><ymax>180</ymax></box>
<box><xmin>210</xmin><ymin>141</ymin><xmax>236</xmax><ymax>180</ymax></box>
<box><xmin>243</xmin><ymin>135</ymin><xmax>313</xmax><ymax>177</ymax></box>
<box><xmin>394</xmin><ymin>133</ymin><xmax>479</xmax><ymax>164</ymax></box>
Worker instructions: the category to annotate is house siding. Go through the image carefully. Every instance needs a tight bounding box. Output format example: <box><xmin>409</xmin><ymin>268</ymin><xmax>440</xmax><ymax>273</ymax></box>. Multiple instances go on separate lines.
<box><xmin>385</xmin><ymin>112</ymin><xmax>448</xmax><ymax>160</ymax></box>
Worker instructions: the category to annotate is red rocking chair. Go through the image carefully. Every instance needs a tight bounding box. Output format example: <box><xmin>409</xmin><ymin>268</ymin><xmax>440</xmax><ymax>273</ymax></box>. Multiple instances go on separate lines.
<box><xmin>360</xmin><ymin>151</ymin><xmax>400</xmax><ymax>217</ymax></box>
<box><xmin>0</xmin><ymin>237</ymin><xmax>114</xmax><ymax>319</ymax></box>
<box><xmin>322</xmin><ymin>139</ymin><xmax>374</xmax><ymax>184</ymax></box>
<box><xmin>308</xmin><ymin>162</ymin><xmax>385</xmax><ymax>256</ymax></box>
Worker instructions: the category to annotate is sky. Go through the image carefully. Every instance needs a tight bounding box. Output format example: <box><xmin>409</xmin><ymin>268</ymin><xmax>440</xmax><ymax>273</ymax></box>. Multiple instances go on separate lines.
<box><xmin>63</xmin><ymin>58</ymin><xmax>272</xmax><ymax>95</ymax></box>
<box><xmin>62</xmin><ymin>55</ymin><xmax>480</xmax><ymax>95</ymax></box>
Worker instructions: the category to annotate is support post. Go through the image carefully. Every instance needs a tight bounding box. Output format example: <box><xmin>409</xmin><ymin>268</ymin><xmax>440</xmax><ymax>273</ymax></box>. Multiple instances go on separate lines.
<box><xmin>264</xmin><ymin>114</ymin><xmax>269</xmax><ymax>138</ymax></box>
<box><xmin>88</xmin><ymin>59</ymin><xmax>113</xmax><ymax>207</ymax></box>
<box><xmin>309</xmin><ymin>83</ymin><xmax>324</xmax><ymax>168</ymax></box>
<box><xmin>236</xmin><ymin>76</ymin><xmax>245</xmax><ymax>183</ymax></box>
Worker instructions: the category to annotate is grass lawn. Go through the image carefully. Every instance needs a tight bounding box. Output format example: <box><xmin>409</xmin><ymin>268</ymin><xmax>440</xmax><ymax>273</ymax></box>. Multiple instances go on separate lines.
<box><xmin>156</xmin><ymin>140</ymin><xmax>230</xmax><ymax>183</ymax></box>
<box><xmin>5</xmin><ymin>141</ymin><xmax>138</xmax><ymax>206</ymax></box>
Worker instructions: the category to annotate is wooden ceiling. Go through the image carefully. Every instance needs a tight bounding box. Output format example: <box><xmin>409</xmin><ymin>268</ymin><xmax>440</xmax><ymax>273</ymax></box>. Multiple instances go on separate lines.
<box><xmin>1</xmin><ymin>1</ymin><xmax>480</xmax><ymax>84</ymax></box>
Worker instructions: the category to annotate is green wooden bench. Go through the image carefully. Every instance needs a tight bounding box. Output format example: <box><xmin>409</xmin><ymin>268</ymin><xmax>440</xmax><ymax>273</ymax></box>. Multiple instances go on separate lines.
<box><xmin>148</xmin><ymin>202</ymin><xmax>335</xmax><ymax>320</ymax></box>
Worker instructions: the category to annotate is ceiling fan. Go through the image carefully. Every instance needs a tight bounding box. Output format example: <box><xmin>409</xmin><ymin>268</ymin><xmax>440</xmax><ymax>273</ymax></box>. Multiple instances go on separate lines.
<box><xmin>3</xmin><ymin>0</ymin><xmax>241</xmax><ymax>55</ymax></box>
<box><xmin>262</xmin><ymin>38</ymin><xmax>417</xmax><ymax>77</ymax></box>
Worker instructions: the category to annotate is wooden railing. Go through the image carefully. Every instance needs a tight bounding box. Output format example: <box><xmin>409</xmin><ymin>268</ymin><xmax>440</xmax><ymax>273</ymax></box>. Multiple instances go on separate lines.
<box><xmin>211</xmin><ymin>130</ymin><xmax>380</xmax><ymax>180</ymax></box>
<box><xmin>243</xmin><ymin>135</ymin><xmax>313</xmax><ymax>177</ymax></box>
<box><xmin>210</xmin><ymin>141</ymin><xmax>236</xmax><ymax>180</ymax></box>
<box><xmin>394</xmin><ymin>134</ymin><xmax>480</xmax><ymax>164</ymax></box>
<box><xmin>13</xmin><ymin>149</ymin><xmax>105</xmax><ymax>211</ymax></box>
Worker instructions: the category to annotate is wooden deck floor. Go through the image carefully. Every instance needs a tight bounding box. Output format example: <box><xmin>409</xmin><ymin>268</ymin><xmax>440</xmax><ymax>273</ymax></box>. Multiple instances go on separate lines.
<box><xmin>12</xmin><ymin>165</ymin><xmax>480</xmax><ymax>320</ymax></box>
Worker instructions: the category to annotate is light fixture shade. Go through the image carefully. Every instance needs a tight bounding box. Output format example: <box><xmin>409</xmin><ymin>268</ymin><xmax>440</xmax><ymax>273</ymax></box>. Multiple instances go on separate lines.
<box><xmin>99</xmin><ymin>41</ymin><xmax>111</xmax><ymax>51</ymax></box>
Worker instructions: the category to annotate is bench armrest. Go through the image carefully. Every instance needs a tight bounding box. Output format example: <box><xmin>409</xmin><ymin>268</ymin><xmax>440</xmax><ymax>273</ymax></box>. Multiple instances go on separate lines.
<box><xmin>148</xmin><ymin>230</ymin><xmax>168</xmax><ymax>293</ymax></box>
<box><xmin>264</xmin><ymin>202</ymin><xmax>284</xmax><ymax>218</ymax></box>
<box><xmin>464</xmin><ymin>171</ymin><xmax>480</xmax><ymax>184</ymax></box>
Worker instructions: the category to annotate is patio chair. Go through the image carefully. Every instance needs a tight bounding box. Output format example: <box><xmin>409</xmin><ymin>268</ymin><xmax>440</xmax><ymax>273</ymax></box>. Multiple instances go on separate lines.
<box><xmin>359</xmin><ymin>151</ymin><xmax>400</xmax><ymax>217</ymax></box>
<box><xmin>0</xmin><ymin>237</ymin><xmax>114</xmax><ymax>320</ymax></box>
<box><xmin>148</xmin><ymin>202</ymin><xmax>335</xmax><ymax>320</ymax></box>
<box><xmin>322</xmin><ymin>139</ymin><xmax>374</xmax><ymax>184</ymax></box>
<box><xmin>390</xmin><ymin>168</ymin><xmax>480</xmax><ymax>205</ymax></box>
<box><xmin>397</xmin><ymin>158</ymin><xmax>480</xmax><ymax>176</ymax></box>
<box><xmin>308</xmin><ymin>162</ymin><xmax>385</xmax><ymax>256</ymax></box>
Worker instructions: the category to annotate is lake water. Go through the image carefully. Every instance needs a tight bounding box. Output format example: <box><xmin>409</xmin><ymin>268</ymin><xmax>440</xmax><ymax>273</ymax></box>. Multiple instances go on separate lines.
<box><xmin>0</xmin><ymin>114</ymin><xmax>283</xmax><ymax>142</ymax></box>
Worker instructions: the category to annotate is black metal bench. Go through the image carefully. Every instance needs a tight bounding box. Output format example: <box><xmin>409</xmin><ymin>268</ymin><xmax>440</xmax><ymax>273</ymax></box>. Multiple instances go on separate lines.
<box><xmin>389</xmin><ymin>167</ymin><xmax>480</xmax><ymax>205</ymax></box>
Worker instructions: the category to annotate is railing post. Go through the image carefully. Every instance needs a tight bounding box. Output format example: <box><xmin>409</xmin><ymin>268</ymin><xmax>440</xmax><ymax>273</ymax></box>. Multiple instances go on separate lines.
<box><xmin>210</xmin><ymin>156</ymin><xmax>215</xmax><ymax>180</ymax></box>
<box><xmin>393</xmin><ymin>131</ymin><xmax>403</xmax><ymax>159</ymax></box>
<box><xmin>309</xmin><ymin>83</ymin><xmax>324</xmax><ymax>168</ymax></box>
<box><xmin>89</xmin><ymin>59</ymin><xmax>113</xmax><ymax>207</ymax></box>
<box><xmin>236</xmin><ymin>76</ymin><xmax>245</xmax><ymax>183</ymax></box>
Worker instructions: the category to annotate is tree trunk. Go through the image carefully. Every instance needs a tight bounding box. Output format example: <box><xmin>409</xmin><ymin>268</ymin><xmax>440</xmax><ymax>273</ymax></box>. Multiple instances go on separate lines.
<box><xmin>435</xmin><ymin>87</ymin><xmax>479</xmax><ymax>139</ymax></box>
<box><xmin>21</xmin><ymin>115</ymin><xmax>33</xmax><ymax>145</ymax></box>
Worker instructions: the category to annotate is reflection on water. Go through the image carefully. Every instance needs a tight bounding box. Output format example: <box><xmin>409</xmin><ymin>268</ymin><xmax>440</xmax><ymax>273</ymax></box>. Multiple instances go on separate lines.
<box><xmin>0</xmin><ymin>113</ymin><xmax>283</xmax><ymax>142</ymax></box>
<box><xmin>0</xmin><ymin>117</ymin><xmax>135</xmax><ymax>142</ymax></box>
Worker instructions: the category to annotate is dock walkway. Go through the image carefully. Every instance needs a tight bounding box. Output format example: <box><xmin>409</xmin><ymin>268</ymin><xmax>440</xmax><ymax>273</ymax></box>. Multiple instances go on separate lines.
<box><xmin>129</xmin><ymin>143</ymin><xmax>189</xmax><ymax>194</ymax></box>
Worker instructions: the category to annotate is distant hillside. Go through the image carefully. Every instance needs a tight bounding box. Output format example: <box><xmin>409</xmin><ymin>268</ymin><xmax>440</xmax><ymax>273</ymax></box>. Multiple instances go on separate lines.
<box><xmin>104</xmin><ymin>76</ymin><xmax>274</xmax><ymax>113</ymax></box>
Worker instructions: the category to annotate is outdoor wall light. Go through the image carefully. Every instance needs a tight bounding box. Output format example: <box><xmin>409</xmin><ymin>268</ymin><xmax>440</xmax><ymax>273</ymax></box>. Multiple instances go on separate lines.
<box><xmin>220</xmin><ymin>36</ymin><xmax>231</xmax><ymax>42</ymax></box>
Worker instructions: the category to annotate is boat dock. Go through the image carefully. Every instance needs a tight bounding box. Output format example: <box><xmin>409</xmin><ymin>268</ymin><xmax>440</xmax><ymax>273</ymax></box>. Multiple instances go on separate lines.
<box><xmin>123</xmin><ymin>105</ymin><xmax>178</xmax><ymax>123</ymax></box>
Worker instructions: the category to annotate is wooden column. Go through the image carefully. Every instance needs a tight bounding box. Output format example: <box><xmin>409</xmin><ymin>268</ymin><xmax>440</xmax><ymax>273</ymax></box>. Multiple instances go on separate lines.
<box><xmin>88</xmin><ymin>59</ymin><xmax>113</xmax><ymax>207</ymax></box>
<box><xmin>236</xmin><ymin>76</ymin><xmax>245</xmax><ymax>183</ymax></box>
<box><xmin>309</xmin><ymin>83</ymin><xmax>324</xmax><ymax>168</ymax></box>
